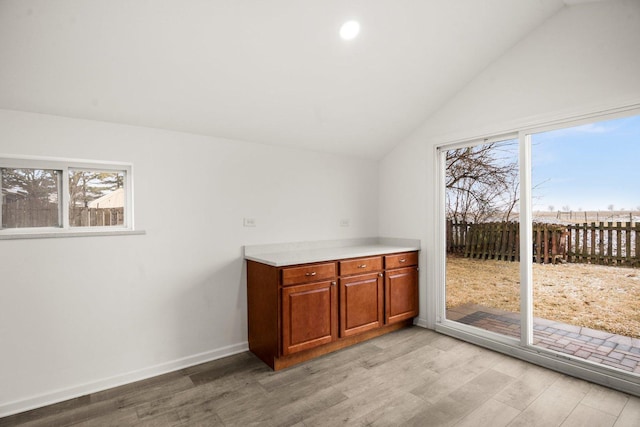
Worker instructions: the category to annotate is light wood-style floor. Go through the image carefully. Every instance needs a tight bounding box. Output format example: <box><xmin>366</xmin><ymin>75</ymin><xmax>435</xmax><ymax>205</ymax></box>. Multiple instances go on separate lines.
<box><xmin>2</xmin><ymin>327</ymin><xmax>640</xmax><ymax>426</ymax></box>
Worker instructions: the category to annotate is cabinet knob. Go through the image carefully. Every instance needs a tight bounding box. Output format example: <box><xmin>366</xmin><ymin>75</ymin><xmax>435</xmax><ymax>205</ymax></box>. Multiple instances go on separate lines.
<box><xmin>331</xmin><ymin>281</ymin><xmax>336</xmax><ymax>286</ymax></box>
<box><xmin>358</xmin><ymin>264</ymin><xmax>367</xmax><ymax>268</ymax></box>
<box><xmin>305</xmin><ymin>272</ymin><xmax>317</xmax><ymax>277</ymax></box>
<box><xmin>378</xmin><ymin>273</ymin><xmax>383</xmax><ymax>278</ymax></box>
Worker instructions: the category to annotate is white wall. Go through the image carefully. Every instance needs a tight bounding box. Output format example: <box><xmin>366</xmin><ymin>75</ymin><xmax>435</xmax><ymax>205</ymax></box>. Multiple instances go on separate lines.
<box><xmin>0</xmin><ymin>110</ymin><xmax>379</xmax><ymax>415</ymax></box>
<box><xmin>4</xmin><ymin>0</ymin><xmax>640</xmax><ymax>416</ymax></box>
<box><xmin>379</xmin><ymin>0</ymin><xmax>640</xmax><ymax>328</ymax></box>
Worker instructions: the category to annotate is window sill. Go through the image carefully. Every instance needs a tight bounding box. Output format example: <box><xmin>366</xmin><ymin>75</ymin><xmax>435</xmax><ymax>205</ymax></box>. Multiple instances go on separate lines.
<box><xmin>0</xmin><ymin>229</ymin><xmax>146</xmax><ymax>240</ymax></box>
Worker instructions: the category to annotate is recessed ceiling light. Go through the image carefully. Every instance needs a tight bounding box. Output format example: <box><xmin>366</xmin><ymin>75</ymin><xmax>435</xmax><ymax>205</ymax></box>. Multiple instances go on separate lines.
<box><xmin>340</xmin><ymin>20</ymin><xmax>360</xmax><ymax>40</ymax></box>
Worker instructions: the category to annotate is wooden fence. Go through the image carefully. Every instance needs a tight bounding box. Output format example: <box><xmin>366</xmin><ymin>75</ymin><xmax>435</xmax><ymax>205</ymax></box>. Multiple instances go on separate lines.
<box><xmin>1</xmin><ymin>203</ymin><xmax>59</xmax><ymax>228</ymax></box>
<box><xmin>448</xmin><ymin>220</ymin><xmax>639</xmax><ymax>267</ymax></box>
<box><xmin>567</xmin><ymin>222</ymin><xmax>640</xmax><ymax>267</ymax></box>
<box><xmin>2</xmin><ymin>203</ymin><xmax>124</xmax><ymax>228</ymax></box>
<box><xmin>69</xmin><ymin>207</ymin><xmax>124</xmax><ymax>227</ymax></box>
<box><xmin>447</xmin><ymin>221</ymin><xmax>521</xmax><ymax>261</ymax></box>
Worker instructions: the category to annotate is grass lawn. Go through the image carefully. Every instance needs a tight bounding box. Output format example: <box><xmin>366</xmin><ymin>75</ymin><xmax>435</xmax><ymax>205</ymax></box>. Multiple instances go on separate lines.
<box><xmin>446</xmin><ymin>255</ymin><xmax>640</xmax><ymax>338</ymax></box>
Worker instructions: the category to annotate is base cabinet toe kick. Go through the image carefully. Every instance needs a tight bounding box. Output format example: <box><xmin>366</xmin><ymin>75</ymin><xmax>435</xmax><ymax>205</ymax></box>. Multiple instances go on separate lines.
<box><xmin>246</xmin><ymin>250</ymin><xmax>419</xmax><ymax>370</ymax></box>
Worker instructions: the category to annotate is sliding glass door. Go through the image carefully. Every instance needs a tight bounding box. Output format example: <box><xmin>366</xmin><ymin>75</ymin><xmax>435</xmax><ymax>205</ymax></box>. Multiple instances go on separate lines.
<box><xmin>439</xmin><ymin>110</ymin><xmax>640</xmax><ymax>384</ymax></box>
<box><xmin>444</xmin><ymin>137</ymin><xmax>521</xmax><ymax>340</ymax></box>
<box><xmin>530</xmin><ymin>115</ymin><xmax>640</xmax><ymax>375</ymax></box>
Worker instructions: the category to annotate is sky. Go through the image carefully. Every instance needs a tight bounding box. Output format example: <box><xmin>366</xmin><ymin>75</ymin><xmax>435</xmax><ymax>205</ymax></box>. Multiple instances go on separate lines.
<box><xmin>530</xmin><ymin>114</ymin><xmax>640</xmax><ymax>212</ymax></box>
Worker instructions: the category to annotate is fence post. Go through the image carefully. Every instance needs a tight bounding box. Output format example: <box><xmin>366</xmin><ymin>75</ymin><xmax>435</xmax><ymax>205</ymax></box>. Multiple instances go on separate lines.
<box><xmin>616</xmin><ymin>222</ymin><xmax>622</xmax><ymax>266</ymax></box>
<box><xmin>626</xmin><ymin>221</ymin><xmax>632</xmax><ymax>266</ymax></box>
<box><xmin>635</xmin><ymin>223</ymin><xmax>640</xmax><ymax>267</ymax></box>
<box><xmin>514</xmin><ymin>222</ymin><xmax>520</xmax><ymax>262</ymax></box>
<box><xmin>597</xmin><ymin>222</ymin><xmax>602</xmax><ymax>265</ymax></box>
<box><xmin>466</xmin><ymin>223</ymin><xmax>475</xmax><ymax>258</ymax></box>
<box><xmin>589</xmin><ymin>222</ymin><xmax>595</xmax><ymax>265</ymax></box>
<box><xmin>551</xmin><ymin>225</ymin><xmax>558</xmax><ymax>264</ymax></box>
<box><xmin>534</xmin><ymin>223</ymin><xmax>540</xmax><ymax>263</ymax></box>
<box><xmin>607</xmin><ymin>222</ymin><xmax>613</xmax><ymax>265</ymax></box>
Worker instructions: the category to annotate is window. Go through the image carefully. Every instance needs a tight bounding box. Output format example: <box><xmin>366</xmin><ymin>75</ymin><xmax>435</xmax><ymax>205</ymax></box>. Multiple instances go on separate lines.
<box><xmin>1</xmin><ymin>168</ymin><xmax>61</xmax><ymax>228</ymax></box>
<box><xmin>0</xmin><ymin>156</ymin><xmax>134</xmax><ymax>237</ymax></box>
<box><xmin>68</xmin><ymin>170</ymin><xmax>125</xmax><ymax>227</ymax></box>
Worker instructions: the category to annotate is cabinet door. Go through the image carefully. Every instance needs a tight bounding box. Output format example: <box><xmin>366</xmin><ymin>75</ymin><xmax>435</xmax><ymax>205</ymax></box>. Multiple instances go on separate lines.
<box><xmin>385</xmin><ymin>267</ymin><xmax>418</xmax><ymax>324</ymax></box>
<box><xmin>340</xmin><ymin>273</ymin><xmax>383</xmax><ymax>337</ymax></box>
<box><xmin>282</xmin><ymin>280</ymin><xmax>337</xmax><ymax>356</ymax></box>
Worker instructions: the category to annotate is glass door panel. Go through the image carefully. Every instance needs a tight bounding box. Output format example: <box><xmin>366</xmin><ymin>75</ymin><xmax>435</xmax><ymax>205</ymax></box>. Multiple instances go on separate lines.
<box><xmin>445</xmin><ymin>138</ymin><xmax>522</xmax><ymax>340</ymax></box>
<box><xmin>530</xmin><ymin>115</ymin><xmax>640</xmax><ymax>375</ymax></box>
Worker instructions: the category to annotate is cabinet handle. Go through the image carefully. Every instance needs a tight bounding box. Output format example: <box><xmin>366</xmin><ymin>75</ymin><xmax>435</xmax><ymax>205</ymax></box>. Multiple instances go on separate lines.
<box><xmin>358</xmin><ymin>264</ymin><xmax>367</xmax><ymax>268</ymax></box>
<box><xmin>399</xmin><ymin>259</ymin><xmax>406</xmax><ymax>263</ymax></box>
<box><xmin>305</xmin><ymin>272</ymin><xmax>317</xmax><ymax>276</ymax></box>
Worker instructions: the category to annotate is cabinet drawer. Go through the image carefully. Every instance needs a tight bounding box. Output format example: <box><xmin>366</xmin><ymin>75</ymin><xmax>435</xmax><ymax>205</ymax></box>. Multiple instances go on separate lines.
<box><xmin>282</xmin><ymin>262</ymin><xmax>336</xmax><ymax>286</ymax></box>
<box><xmin>385</xmin><ymin>252</ymin><xmax>418</xmax><ymax>269</ymax></box>
<box><xmin>339</xmin><ymin>256</ymin><xmax>383</xmax><ymax>276</ymax></box>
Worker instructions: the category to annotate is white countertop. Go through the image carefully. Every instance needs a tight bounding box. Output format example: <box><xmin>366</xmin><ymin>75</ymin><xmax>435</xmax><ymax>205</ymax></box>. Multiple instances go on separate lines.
<box><xmin>244</xmin><ymin>237</ymin><xmax>420</xmax><ymax>267</ymax></box>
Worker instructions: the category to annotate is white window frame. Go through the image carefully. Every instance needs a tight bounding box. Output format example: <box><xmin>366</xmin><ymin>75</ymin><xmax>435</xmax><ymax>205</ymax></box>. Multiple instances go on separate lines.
<box><xmin>0</xmin><ymin>155</ymin><xmax>142</xmax><ymax>239</ymax></box>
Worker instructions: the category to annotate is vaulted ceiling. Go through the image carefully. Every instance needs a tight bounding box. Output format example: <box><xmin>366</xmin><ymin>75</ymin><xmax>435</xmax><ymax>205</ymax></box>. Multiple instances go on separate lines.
<box><xmin>0</xmin><ymin>1</ymin><xmax>603</xmax><ymax>159</ymax></box>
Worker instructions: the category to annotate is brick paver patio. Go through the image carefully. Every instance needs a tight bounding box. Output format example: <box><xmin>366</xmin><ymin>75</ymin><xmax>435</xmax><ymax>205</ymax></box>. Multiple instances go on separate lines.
<box><xmin>447</xmin><ymin>303</ymin><xmax>640</xmax><ymax>375</ymax></box>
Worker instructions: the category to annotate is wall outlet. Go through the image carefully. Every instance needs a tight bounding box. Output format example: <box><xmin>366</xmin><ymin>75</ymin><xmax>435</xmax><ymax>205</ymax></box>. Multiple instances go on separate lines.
<box><xmin>243</xmin><ymin>218</ymin><xmax>256</xmax><ymax>227</ymax></box>
<box><xmin>340</xmin><ymin>219</ymin><xmax>350</xmax><ymax>227</ymax></box>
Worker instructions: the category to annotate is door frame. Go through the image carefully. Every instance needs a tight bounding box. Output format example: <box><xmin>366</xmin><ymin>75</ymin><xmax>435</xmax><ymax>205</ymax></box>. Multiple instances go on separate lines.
<box><xmin>434</xmin><ymin>105</ymin><xmax>640</xmax><ymax>397</ymax></box>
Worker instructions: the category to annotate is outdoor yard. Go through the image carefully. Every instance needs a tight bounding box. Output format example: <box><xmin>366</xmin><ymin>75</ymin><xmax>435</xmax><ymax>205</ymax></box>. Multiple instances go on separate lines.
<box><xmin>446</xmin><ymin>255</ymin><xmax>640</xmax><ymax>339</ymax></box>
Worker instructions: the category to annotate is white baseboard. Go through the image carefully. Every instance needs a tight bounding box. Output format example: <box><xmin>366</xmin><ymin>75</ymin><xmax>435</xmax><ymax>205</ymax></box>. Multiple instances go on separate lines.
<box><xmin>0</xmin><ymin>341</ymin><xmax>249</xmax><ymax>418</ymax></box>
<box><xmin>413</xmin><ymin>317</ymin><xmax>429</xmax><ymax>328</ymax></box>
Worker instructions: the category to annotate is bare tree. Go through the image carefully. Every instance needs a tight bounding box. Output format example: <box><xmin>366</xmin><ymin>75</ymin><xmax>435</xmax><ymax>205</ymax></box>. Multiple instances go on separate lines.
<box><xmin>445</xmin><ymin>141</ymin><xmax>519</xmax><ymax>223</ymax></box>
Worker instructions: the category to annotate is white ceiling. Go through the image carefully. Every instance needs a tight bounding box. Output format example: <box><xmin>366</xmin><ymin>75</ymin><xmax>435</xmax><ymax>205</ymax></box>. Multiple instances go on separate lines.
<box><xmin>0</xmin><ymin>0</ymin><xmax>580</xmax><ymax>159</ymax></box>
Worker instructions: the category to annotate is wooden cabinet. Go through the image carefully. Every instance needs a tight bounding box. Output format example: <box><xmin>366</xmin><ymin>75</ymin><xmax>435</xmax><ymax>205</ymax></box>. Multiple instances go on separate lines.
<box><xmin>282</xmin><ymin>280</ymin><xmax>337</xmax><ymax>355</ymax></box>
<box><xmin>247</xmin><ymin>250</ymin><xmax>418</xmax><ymax>370</ymax></box>
<box><xmin>339</xmin><ymin>271</ymin><xmax>383</xmax><ymax>338</ymax></box>
<box><xmin>385</xmin><ymin>253</ymin><xmax>419</xmax><ymax>324</ymax></box>
<box><xmin>385</xmin><ymin>267</ymin><xmax>419</xmax><ymax>324</ymax></box>
<box><xmin>280</xmin><ymin>262</ymin><xmax>338</xmax><ymax>356</ymax></box>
